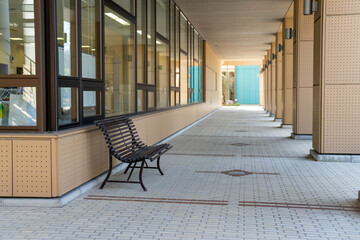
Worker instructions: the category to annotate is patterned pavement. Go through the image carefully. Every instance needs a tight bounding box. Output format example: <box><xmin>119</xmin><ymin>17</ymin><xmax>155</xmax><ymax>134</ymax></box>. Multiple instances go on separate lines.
<box><xmin>1</xmin><ymin>105</ymin><xmax>360</xmax><ymax>240</ymax></box>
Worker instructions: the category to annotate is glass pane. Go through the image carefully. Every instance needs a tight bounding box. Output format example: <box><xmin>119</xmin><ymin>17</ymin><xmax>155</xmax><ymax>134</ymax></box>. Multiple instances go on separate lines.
<box><xmin>58</xmin><ymin>87</ymin><xmax>78</xmax><ymax>126</ymax></box>
<box><xmin>0</xmin><ymin>87</ymin><xmax>36</xmax><ymax>126</ymax></box>
<box><xmin>148</xmin><ymin>91</ymin><xmax>155</xmax><ymax>108</ymax></box>
<box><xmin>81</xmin><ymin>0</ymin><xmax>100</xmax><ymax>79</ymax></box>
<box><xmin>57</xmin><ymin>0</ymin><xmax>77</xmax><ymax>77</ymax></box>
<box><xmin>137</xmin><ymin>89</ymin><xmax>146</xmax><ymax>112</ymax></box>
<box><xmin>170</xmin><ymin>2</ymin><xmax>174</xmax><ymax>87</ymax></box>
<box><xmin>156</xmin><ymin>39</ymin><xmax>169</xmax><ymax>109</ymax></box>
<box><xmin>170</xmin><ymin>91</ymin><xmax>175</xmax><ymax>107</ymax></box>
<box><xmin>194</xmin><ymin>61</ymin><xmax>199</xmax><ymax>102</ymax></box>
<box><xmin>83</xmin><ymin>90</ymin><xmax>101</xmax><ymax>117</ymax></box>
<box><xmin>0</xmin><ymin>0</ymin><xmax>36</xmax><ymax>75</ymax></box>
<box><xmin>180</xmin><ymin>12</ymin><xmax>187</xmax><ymax>52</ymax></box>
<box><xmin>175</xmin><ymin>8</ymin><xmax>180</xmax><ymax>87</ymax></box>
<box><xmin>104</xmin><ymin>6</ymin><xmax>135</xmax><ymax>117</ymax></box>
<box><xmin>112</xmin><ymin>0</ymin><xmax>135</xmax><ymax>15</ymax></box>
<box><xmin>180</xmin><ymin>53</ymin><xmax>187</xmax><ymax>105</ymax></box>
<box><xmin>194</xmin><ymin>30</ymin><xmax>199</xmax><ymax>60</ymax></box>
<box><xmin>175</xmin><ymin>91</ymin><xmax>180</xmax><ymax>105</ymax></box>
<box><xmin>147</xmin><ymin>0</ymin><xmax>155</xmax><ymax>85</ymax></box>
<box><xmin>137</xmin><ymin>0</ymin><xmax>146</xmax><ymax>84</ymax></box>
<box><xmin>156</xmin><ymin>0</ymin><xmax>169</xmax><ymax>38</ymax></box>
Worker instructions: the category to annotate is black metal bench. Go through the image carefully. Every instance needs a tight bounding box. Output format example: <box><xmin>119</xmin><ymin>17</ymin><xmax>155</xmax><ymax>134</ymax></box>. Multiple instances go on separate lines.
<box><xmin>95</xmin><ymin>116</ymin><xmax>172</xmax><ymax>191</ymax></box>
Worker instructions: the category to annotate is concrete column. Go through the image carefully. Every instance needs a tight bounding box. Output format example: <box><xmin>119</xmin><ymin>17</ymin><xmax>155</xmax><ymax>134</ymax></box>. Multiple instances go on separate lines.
<box><xmin>275</xmin><ymin>27</ymin><xmax>283</xmax><ymax>121</ymax></box>
<box><xmin>292</xmin><ymin>0</ymin><xmax>314</xmax><ymax>139</ymax></box>
<box><xmin>311</xmin><ymin>0</ymin><xmax>360</xmax><ymax>163</ymax></box>
<box><xmin>270</xmin><ymin>41</ymin><xmax>276</xmax><ymax>117</ymax></box>
<box><xmin>267</xmin><ymin>50</ymin><xmax>272</xmax><ymax>115</ymax></box>
<box><xmin>281</xmin><ymin>3</ymin><xmax>294</xmax><ymax>128</ymax></box>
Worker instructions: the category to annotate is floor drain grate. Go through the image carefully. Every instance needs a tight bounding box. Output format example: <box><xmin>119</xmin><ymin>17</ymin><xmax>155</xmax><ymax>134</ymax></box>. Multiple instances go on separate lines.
<box><xmin>230</xmin><ymin>143</ymin><xmax>249</xmax><ymax>147</ymax></box>
<box><xmin>196</xmin><ymin>169</ymin><xmax>279</xmax><ymax>177</ymax></box>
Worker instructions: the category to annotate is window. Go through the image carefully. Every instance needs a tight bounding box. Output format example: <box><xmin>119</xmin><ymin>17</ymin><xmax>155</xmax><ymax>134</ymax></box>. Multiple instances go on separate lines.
<box><xmin>137</xmin><ymin>0</ymin><xmax>146</xmax><ymax>85</ymax></box>
<box><xmin>57</xmin><ymin>0</ymin><xmax>77</xmax><ymax>77</ymax></box>
<box><xmin>112</xmin><ymin>0</ymin><xmax>135</xmax><ymax>15</ymax></box>
<box><xmin>147</xmin><ymin>0</ymin><xmax>155</xmax><ymax>85</ymax></box>
<box><xmin>0</xmin><ymin>87</ymin><xmax>37</xmax><ymax>126</ymax></box>
<box><xmin>0</xmin><ymin>0</ymin><xmax>36</xmax><ymax>75</ymax></box>
<box><xmin>104</xmin><ymin>6</ymin><xmax>136</xmax><ymax>117</ymax></box>
<box><xmin>83</xmin><ymin>90</ymin><xmax>101</xmax><ymax>117</ymax></box>
<box><xmin>58</xmin><ymin>87</ymin><xmax>78</xmax><ymax>126</ymax></box>
<box><xmin>81</xmin><ymin>0</ymin><xmax>101</xmax><ymax>79</ymax></box>
<box><xmin>180</xmin><ymin>52</ymin><xmax>187</xmax><ymax>105</ymax></box>
<box><xmin>180</xmin><ymin>12</ymin><xmax>187</xmax><ymax>52</ymax></box>
<box><xmin>156</xmin><ymin>0</ymin><xmax>169</xmax><ymax>39</ymax></box>
<box><xmin>156</xmin><ymin>39</ymin><xmax>169</xmax><ymax>109</ymax></box>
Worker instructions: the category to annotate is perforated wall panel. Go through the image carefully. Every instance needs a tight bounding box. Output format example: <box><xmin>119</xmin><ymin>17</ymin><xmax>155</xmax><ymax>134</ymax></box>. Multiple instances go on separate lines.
<box><xmin>326</xmin><ymin>0</ymin><xmax>360</xmax><ymax>15</ymax></box>
<box><xmin>13</xmin><ymin>140</ymin><xmax>51</xmax><ymax>197</ymax></box>
<box><xmin>325</xmin><ymin>15</ymin><xmax>360</xmax><ymax>84</ymax></box>
<box><xmin>297</xmin><ymin>88</ymin><xmax>313</xmax><ymax>134</ymax></box>
<box><xmin>324</xmin><ymin>85</ymin><xmax>360</xmax><ymax>154</ymax></box>
<box><xmin>0</xmin><ymin>140</ymin><xmax>12</xmax><ymax>196</ymax></box>
<box><xmin>313</xmin><ymin>86</ymin><xmax>322</xmax><ymax>152</ymax></box>
<box><xmin>58</xmin><ymin>130</ymin><xmax>109</xmax><ymax>196</ymax></box>
<box><xmin>298</xmin><ymin>41</ymin><xmax>314</xmax><ymax>88</ymax></box>
<box><xmin>298</xmin><ymin>0</ymin><xmax>314</xmax><ymax>41</ymax></box>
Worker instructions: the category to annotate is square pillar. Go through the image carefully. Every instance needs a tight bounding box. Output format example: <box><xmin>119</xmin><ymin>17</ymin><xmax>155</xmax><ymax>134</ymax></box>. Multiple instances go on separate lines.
<box><xmin>292</xmin><ymin>0</ymin><xmax>314</xmax><ymax>138</ymax></box>
<box><xmin>267</xmin><ymin>50</ymin><xmax>272</xmax><ymax>115</ymax></box>
<box><xmin>276</xmin><ymin>27</ymin><xmax>283</xmax><ymax>121</ymax></box>
<box><xmin>311</xmin><ymin>0</ymin><xmax>360</xmax><ymax>162</ymax></box>
<box><xmin>271</xmin><ymin>41</ymin><xmax>277</xmax><ymax>117</ymax></box>
<box><xmin>281</xmin><ymin>4</ymin><xmax>294</xmax><ymax>127</ymax></box>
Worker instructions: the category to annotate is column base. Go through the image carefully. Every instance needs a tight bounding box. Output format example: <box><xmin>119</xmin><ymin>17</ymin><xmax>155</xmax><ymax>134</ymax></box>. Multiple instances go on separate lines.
<box><xmin>269</xmin><ymin>114</ymin><xmax>275</xmax><ymax>117</ymax></box>
<box><xmin>291</xmin><ymin>132</ymin><xmax>312</xmax><ymax>140</ymax></box>
<box><xmin>359</xmin><ymin>191</ymin><xmax>360</xmax><ymax>200</ymax></box>
<box><xmin>274</xmin><ymin>118</ymin><xmax>282</xmax><ymax>122</ymax></box>
<box><xmin>310</xmin><ymin>149</ymin><xmax>360</xmax><ymax>163</ymax></box>
<box><xmin>281</xmin><ymin>124</ymin><xmax>292</xmax><ymax>129</ymax></box>
<box><xmin>266</xmin><ymin>111</ymin><xmax>270</xmax><ymax>115</ymax></box>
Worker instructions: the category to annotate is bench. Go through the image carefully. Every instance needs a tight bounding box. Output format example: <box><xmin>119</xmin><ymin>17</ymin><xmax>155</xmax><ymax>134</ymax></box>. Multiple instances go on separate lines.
<box><xmin>95</xmin><ymin>116</ymin><xmax>172</xmax><ymax>191</ymax></box>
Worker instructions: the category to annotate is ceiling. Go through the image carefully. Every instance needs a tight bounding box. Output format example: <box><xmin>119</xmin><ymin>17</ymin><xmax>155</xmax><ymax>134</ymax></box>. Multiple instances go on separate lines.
<box><xmin>175</xmin><ymin>0</ymin><xmax>293</xmax><ymax>61</ymax></box>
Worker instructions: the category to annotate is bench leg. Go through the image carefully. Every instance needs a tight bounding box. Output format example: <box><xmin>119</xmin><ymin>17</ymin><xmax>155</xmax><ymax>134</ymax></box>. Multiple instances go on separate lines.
<box><xmin>124</xmin><ymin>162</ymin><xmax>132</xmax><ymax>174</ymax></box>
<box><xmin>139</xmin><ymin>160</ymin><xmax>147</xmax><ymax>191</ymax></box>
<box><xmin>100</xmin><ymin>150</ymin><xmax>113</xmax><ymax>189</ymax></box>
<box><xmin>157</xmin><ymin>157</ymin><xmax>164</xmax><ymax>175</ymax></box>
<box><xmin>127</xmin><ymin>162</ymin><xmax>137</xmax><ymax>181</ymax></box>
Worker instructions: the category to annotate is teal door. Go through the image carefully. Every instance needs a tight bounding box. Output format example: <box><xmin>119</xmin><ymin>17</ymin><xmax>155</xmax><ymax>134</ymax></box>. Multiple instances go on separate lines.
<box><xmin>235</xmin><ymin>65</ymin><xmax>260</xmax><ymax>104</ymax></box>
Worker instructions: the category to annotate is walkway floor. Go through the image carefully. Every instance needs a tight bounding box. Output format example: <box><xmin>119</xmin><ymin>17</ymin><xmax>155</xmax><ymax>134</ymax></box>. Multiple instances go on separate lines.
<box><xmin>1</xmin><ymin>105</ymin><xmax>360</xmax><ymax>240</ymax></box>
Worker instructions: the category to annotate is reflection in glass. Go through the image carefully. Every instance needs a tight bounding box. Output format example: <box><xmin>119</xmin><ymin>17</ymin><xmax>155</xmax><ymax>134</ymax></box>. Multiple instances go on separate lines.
<box><xmin>0</xmin><ymin>0</ymin><xmax>36</xmax><ymax>75</ymax></box>
<box><xmin>58</xmin><ymin>87</ymin><xmax>78</xmax><ymax>126</ymax></box>
<box><xmin>137</xmin><ymin>0</ymin><xmax>146</xmax><ymax>84</ymax></box>
<box><xmin>156</xmin><ymin>39</ymin><xmax>169</xmax><ymax>109</ymax></box>
<box><xmin>170</xmin><ymin>1</ymin><xmax>174</xmax><ymax>87</ymax></box>
<box><xmin>57</xmin><ymin>0</ymin><xmax>77</xmax><ymax>77</ymax></box>
<box><xmin>147</xmin><ymin>0</ymin><xmax>155</xmax><ymax>85</ymax></box>
<box><xmin>0</xmin><ymin>87</ymin><xmax>36</xmax><ymax>126</ymax></box>
<box><xmin>148</xmin><ymin>91</ymin><xmax>155</xmax><ymax>108</ymax></box>
<box><xmin>194</xmin><ymin>31</ymin><xmax>199</xmax><ymax>60</ymax></box>
<box><xmin>137</xmin><ymin>89</ymin><xmax>146</xmax><ymax>112</ymax></box>
<box><xmin>112</xmin><ymin>0</ymin><xmax>135</xmax><ymax>15</ymax></box>
<box><xmin>83</xmin><ymin>90</ymin><xmax>101</xmax><ymax>117</ymax></box>
<box><xmin>180</xmin><ymin>53</ymin><xmax>187</xmax><ymax>105</ymax></box>
<box><xmin>171</xmin><ymin>91</ymin><xmax>175</xmax><ymax>107</ymax></box>
<box><xmin>175</xmin><ymin>8</ymin><xmax>180</xmax><ymax>88</ymax></box>
<box><xmin>156</xmin><ymin>0</ymin><xmax>169</xmax><ymax>39</ymax></box>
<box><xmin>180</xmin><ymin>12</ymin><xmax>187</xmax><ymax>52</ymax></box>
<box><xmin>104</xmin><ymin>6</ymin><xmax>135</xmax><ymax>116</ymax></box>
<box><xmin>81</xmin><ymin>0</ymin><xmax>100</xmax><ymax>79</ymax></box>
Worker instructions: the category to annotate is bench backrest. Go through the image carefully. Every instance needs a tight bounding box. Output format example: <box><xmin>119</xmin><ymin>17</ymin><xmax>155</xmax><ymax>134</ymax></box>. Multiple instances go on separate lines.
<box><xmin>95</xmin><ymin>117</ymin><xmax>146</xmax><ymax>158</ymax></box>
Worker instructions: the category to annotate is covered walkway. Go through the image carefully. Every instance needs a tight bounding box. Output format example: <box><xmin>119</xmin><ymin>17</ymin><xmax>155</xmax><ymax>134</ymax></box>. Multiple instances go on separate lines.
<box><xmin>1</xmin><ymin>106</ymin><xmax>360</xmax><ymax>239</ymax></box>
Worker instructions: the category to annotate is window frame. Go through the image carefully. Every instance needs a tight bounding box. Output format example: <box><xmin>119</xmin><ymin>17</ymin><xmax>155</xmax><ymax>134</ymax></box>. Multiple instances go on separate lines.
<box><xmin>0</xmin><ymin>0</ymin><xmax>45</xmax><ymax>131</ymax></box>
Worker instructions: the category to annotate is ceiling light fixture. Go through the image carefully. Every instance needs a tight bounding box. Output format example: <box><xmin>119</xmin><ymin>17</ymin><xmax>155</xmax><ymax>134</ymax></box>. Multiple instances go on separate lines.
<box><xmin>10</xmin><ymin>38</ymin><xmax>23</xmax><ymax>41</ymax></box>
<box><xmin>105</xmin><ymin>12</ymin><xmax>130</xmax><ymax>26</ymax></box>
